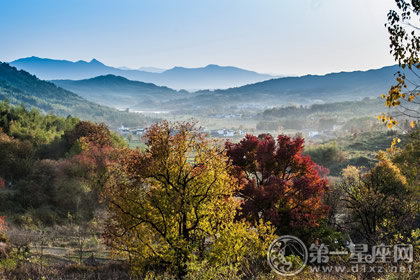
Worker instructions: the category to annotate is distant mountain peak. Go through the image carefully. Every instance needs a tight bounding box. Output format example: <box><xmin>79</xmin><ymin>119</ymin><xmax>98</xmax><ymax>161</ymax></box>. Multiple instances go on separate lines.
<box><xmin>89</xmin><ymin>74</ymin><xmax>129</xmax><ymax>82</ymax></box>
<box><xmin>14</xmin><ymin>56</ymin><xmax>45</xmax><ymax>62</ymax></box>
<box><xmin>169</xmin><ymin>66</ymin><xmax>186</xmax><ymax>71</ymax></box>
<box><xmin>89</xmin><ymin>58</ymin><xmax>103</xmax><ymax>65</ymax></box>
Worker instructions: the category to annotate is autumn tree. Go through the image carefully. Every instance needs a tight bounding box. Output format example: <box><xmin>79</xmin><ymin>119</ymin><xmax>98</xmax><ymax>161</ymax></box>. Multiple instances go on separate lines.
<box><xmin>390</xmin><ymin>128</ymin><xmax>420</xmax><ymax>185</ymax></box>
<box><xmin>226</xmin><ymin>134</ymin><xmax>329</xmax><ymax>235</ymax></box>
<box><xmin>66</xmin><ymin>120</ymin><xmax>125</xmax><ymax>191</ymax></box>
<box><xmin>64</xmin><ymin>121</ymin><xmax>125</xmax><ymax>155</ymax></box>
<box><xmin>67</xmin><ymin>121</ymin><xmax>127</xmax><ymax>224</ymax></box>
<box><xmin>340</xmin><ymin>153</ymin><xmax>418</xmax><ymax>245</ymax></box>
<box><xmin>379</xmin><ymin>0</ymin><xmax>419</xmax><ymax>128</ymax></box>
<box><xmin>103</xmin><ymin>122</ymin><xmax>273</xmax><ymax>278</ymax></box>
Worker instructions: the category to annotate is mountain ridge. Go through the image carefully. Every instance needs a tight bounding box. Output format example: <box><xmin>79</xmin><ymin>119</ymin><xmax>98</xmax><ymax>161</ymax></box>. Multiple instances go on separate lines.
<box><xmin>160</xmin><ymin>64</ymin><xmax>410</xmax><ymax>112</ymax></box>
<box><xmin>50</xmin><ymin>64</ymin><xmax>408</xmax><ymax>114</ymax></box>
<box><xmin>10</xmin><ymin>56</ymin><xmax>275</xmax><ymax>90</ymax></box>
<box><xmin>52</xmin><ymin>74</ymin><xmax>183</xmax><ymax>109</ymax></box>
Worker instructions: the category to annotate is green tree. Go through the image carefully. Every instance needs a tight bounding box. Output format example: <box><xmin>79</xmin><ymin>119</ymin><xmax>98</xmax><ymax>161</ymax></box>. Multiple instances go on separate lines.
<box><xmin>304</xmin><ymin>141</ymin><xmax>345</xmax><ymax>169</ymax></box>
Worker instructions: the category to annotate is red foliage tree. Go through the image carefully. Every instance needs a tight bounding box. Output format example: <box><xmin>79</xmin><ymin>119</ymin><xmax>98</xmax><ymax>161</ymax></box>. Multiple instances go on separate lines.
<box><xmin>0</xmin><ymin>176</ymin><xmax>4</xmax><ymax>189</ymax></box>
<box><xmin>226</xmin><ymin>134</ymin><xmax>329</xmax><ymax>233</ymax></box>
<box><xmin>70</xmin><ymin>137</ymin><xmax>126</xmax><ymax>208</ymax></box>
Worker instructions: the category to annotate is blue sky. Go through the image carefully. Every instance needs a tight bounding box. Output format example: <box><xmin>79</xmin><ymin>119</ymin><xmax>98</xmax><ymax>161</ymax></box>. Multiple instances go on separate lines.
<box><xmin>0</xmin><ymin>0</ymin><xmax>396</xmax><ymax>75</ymax></box>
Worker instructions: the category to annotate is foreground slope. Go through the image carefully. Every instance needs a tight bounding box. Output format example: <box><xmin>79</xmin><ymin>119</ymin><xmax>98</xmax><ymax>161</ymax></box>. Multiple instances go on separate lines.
<box><xmin>0</xmin><ymin>62</ymin><xmax>147</xmax><ymax>127</ymax></box>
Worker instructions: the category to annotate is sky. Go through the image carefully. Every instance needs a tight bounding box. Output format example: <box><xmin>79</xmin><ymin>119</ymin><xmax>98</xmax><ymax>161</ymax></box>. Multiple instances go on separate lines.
<box><xmin>0</xmin><ymin>0</ymin><xmax>397</xmax><ymax>75</ymax></box>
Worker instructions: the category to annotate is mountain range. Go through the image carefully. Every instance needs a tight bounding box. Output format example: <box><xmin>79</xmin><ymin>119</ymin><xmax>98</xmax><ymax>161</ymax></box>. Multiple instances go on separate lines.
<box><xmin>49</xmin><ymin>64</ymin><xmax>405</xmax><ymax>113</ymax></box>
<box><xmin>2</xmin><ymin>57</ymin><xmax>410</xmax><ymax>119</ymax></box>
<box><xmin>162</xmin><ymin>65</ymin><xmax>408</xmax><ymax>111</ymax></box>
<box><xmin>160</xmin><ymin>64</ymin><xmax>405</xmax><ymax>111</ymax></box>
<box><xmin>10</xmin><ymin>57</ymin><xmax>275</xmax><ymax>90</ymax></box>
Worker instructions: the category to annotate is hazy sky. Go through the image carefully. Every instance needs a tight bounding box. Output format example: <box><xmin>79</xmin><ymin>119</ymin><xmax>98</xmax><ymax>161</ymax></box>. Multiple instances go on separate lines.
<box><xmin>0</xmin><ymin>0</ymin><xmax>397</xmax><ymax>75</ymax></box>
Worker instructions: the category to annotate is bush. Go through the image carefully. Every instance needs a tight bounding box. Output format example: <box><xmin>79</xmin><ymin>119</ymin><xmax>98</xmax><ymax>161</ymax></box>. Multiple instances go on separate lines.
<box><xmin>304</xmin><ymin>142</ymin><xmax>347</xmax><ymax>176</ymax></box>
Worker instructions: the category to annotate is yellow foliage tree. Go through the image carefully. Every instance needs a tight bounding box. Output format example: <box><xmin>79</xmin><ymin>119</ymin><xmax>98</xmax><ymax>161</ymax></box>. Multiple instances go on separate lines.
<box><xmin>102</xmin><ymin>122</ymin><xmax>274</xmax><ymax>278</ymax></box>
<box><xmin>340</xmin><ymin>152</ymin><xmax>417</xmax><ymax>244</ymax></box>
<box><xmin>379</xmin><ymin>0</ymin><xmax>419</xmax><ymax>129</ymax></box>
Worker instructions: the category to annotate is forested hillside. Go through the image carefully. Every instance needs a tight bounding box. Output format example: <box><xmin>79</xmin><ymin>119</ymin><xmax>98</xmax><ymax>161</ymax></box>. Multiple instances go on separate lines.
<box><xmin>0</xmin><ymin>63</ymin><xmax>148</xmax><ymax>127</ymax></box>
<box><xmin>0</xmin><ymin>101</ymin><xmax>126</xmax><ymax>225</ymax></box>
